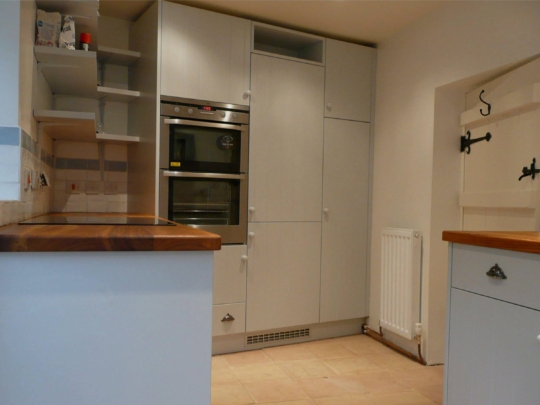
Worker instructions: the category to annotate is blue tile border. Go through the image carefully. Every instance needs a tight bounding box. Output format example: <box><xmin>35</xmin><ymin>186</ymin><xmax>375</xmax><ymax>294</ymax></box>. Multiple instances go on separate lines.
<box><xmin>105</xmin><ymin>160</ymin><xmax>128</xmax><ymax>172</ymax></box>
<box><xmin>54</xmin><ymin>158</ymin><xmax>127</xmax><ymax>172</ymax></box>
<box><xmin>0</xmin><ymin>127</ymin><xmax>20</xmax><ymax>146</ymax></box>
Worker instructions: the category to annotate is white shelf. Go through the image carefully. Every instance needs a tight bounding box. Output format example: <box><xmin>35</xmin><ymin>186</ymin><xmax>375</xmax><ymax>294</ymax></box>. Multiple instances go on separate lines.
<box><xmin>35</xmin><ymin>46</ymin><xmax>97</xmax><ymax>98</ymax></box>
<box><xmin>461</xmin><ymin>83</ymin><xmax>540</xmax><ymax>128</ymax></box>
<box><xmin>97</xmin><ymin>86</ymin><xmax>140</xmax><ymax>103</ymax></box>
<box><xmin>96</xmin><ymin>133</ymin><xmax>140</xmax><ymax>144</ymax></box>
<box><xmin>97</xmin><ymin>46</ymin><xmax>140</xmax><ymax>66</ymax></box>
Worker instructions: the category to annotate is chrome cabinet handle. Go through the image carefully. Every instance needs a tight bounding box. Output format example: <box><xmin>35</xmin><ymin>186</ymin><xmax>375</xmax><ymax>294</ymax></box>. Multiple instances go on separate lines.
<box><xmin>486</xmin><ymin>264</ymin><xmax>507</xmax><ymax>280</ymax></box>
<box><xmin>221</xmin><ymin>313</ymin><xmax>235</xmax><ymax>322</ymax></box>
<box><xmin>163</xmin><ymin>171</ymin><xmax>245</xmax><ymax>180</ymax></box>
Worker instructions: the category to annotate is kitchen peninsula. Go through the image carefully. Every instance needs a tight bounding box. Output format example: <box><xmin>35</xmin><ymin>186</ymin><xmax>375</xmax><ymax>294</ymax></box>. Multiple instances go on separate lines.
<box><xmin>0</xmin><ymin>214</ymin><xmax>220</xmax><ymax>405</ymax></box>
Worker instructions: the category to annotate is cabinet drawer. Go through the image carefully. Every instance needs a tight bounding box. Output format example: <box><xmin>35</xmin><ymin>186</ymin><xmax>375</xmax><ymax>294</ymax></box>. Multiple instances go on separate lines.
<box><xmin>212</xmin><ymin>303</ymin><xmax>246</xmax><ymax>337</ymax></box>
<box><xmin>452</xmin><ymin>244</ymin><xmax>540</xmax><ymax>311</ymax></box>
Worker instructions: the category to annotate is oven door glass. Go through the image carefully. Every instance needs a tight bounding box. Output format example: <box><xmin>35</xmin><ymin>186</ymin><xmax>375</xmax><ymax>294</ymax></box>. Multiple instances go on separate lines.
<box><xmin>168</xmin><ymin>177</ymin><xmax>240</xmax><ymax>226</ymax></box>
<box><xmin>169</xmin><ymin>124</ymin><xmax>242</xmax><ymax>173</ymax></box>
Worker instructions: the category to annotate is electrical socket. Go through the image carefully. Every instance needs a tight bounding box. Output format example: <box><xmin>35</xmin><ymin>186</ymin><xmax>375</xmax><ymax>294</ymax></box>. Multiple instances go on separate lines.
<box><xmin>86</xmin><ymin>181</ymin><xmax>101</xmax><ymax>195</ymax></box>
<box><xmin>66</xmin><ymin>181</ymin><xmax>85</xmax><ymax>194</ymax></box>
<box><xmin>104</xmin><ymin>181</ymin><xmax>118</xmax><ymax>195</ymax></box>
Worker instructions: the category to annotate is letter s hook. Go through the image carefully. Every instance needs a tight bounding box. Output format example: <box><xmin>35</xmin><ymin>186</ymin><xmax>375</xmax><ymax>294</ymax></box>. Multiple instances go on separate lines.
<box><xmin>479</xmin><ymin>90</ymin><xmax>491</xmax><ymax>117</ymax></box>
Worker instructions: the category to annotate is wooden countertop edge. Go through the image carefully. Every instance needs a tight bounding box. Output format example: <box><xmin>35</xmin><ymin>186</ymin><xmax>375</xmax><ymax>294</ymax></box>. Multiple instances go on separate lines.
<box><xmin>442</xmin><ymin>230</ymin><xmax>540</xmax><ymax>255</ymax></box>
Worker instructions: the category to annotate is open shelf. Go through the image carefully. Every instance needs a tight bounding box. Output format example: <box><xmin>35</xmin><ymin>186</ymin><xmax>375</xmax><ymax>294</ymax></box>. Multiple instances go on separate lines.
<box><xmin>461</xmin><ymin>83</ymin><xmax>540</xmax><ymax>128</ymax></box>
<box><xmin>35</xmin><ymin>46</ymin><xmax>97</xmax><ymax>98</ymax></box>
<box><xmin>97</xmin><ymin>46</ymin><xmax>140</xmax><ymax>66</ymax></box>
<box><xmin>252</xmin><ymin>22</ymin><xmax>325</xmax><ymax>66</ymax></box>
<box><xmin>97</xmin><ymin>86</ymin><xmax>140</xmax><ymax>103</ymax></box>
<box><xmin>96</xmin><ymin>133</ymin><xmax>140</xmax><ymax>144</ymax></box>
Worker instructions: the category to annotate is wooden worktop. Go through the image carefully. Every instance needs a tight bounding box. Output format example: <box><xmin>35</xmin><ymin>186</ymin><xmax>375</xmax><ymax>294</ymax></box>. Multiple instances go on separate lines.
<box><xmin>443</xmin><ymin>230</ymin><xmax>540</xmax><ymax>255</ymax></box>
<box><xmin>0</xmin><ymin>214</ymin><xmax>221</xmax><ymax>252</ymax></box>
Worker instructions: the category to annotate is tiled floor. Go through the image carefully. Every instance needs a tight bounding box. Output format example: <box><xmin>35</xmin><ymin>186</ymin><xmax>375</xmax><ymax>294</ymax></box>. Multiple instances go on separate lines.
<box><xmin>211</xmin><ymin>334</ymin><xmax>444</xmax><ymax>405</ymax></box>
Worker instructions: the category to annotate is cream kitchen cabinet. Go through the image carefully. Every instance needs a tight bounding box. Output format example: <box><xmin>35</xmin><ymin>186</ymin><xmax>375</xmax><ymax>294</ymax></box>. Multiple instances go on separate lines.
<box><xmin>160</xmin><ymin>1</ymin><xmax>251</xmax><ymax>106</ymax></box>
<box><xmin>320</xmin><ymin>119</ymin><xmax>370</xmax><ymax>322</ymax></box>
<box><xmin>445</xmin><ymin>242</ymin><xmax>540</xmax><ymax>405</ymax></box>
<box><xmin>325</xmin><ymin>39</ymin><xmax>374</xmax><ymax>122</ymax></box>
<box><xmin>248</xmin><ymin>53</ymin><xmax>324</xmax><ymax>222</ymax></box>
<box><xmin>246</xmin><ymin>222</ymin><xmax>321</xmax><ymax>332</ymax></box>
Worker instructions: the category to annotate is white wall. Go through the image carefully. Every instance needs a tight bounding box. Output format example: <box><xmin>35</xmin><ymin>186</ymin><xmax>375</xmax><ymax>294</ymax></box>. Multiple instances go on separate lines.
<box><xmin>370</xmin><ymin>1</ymin><xmax>540</xmax><ymax>364</ymax></box>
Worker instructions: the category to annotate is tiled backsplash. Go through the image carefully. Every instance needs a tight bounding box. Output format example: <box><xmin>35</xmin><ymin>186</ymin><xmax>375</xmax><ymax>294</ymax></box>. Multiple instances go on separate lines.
<box><xmin>53</xmin><ymin>141</ymin><xmax>128</xmax><ymax>213</ymax></box>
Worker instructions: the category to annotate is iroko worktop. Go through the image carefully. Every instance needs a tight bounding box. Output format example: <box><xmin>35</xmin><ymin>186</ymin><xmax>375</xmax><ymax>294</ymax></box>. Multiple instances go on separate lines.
<box><xmin>443</xmin><ymin>230</ymin><xmax>540</xmax><ymax>255</ymax></box>
<box><xmin>0</xmin><ymin>213</ymin><xmax>221</xmax><ymax>252</ymax></box>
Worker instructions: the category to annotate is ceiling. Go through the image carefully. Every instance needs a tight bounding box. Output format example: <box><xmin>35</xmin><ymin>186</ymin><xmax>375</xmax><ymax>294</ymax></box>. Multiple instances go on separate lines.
<box><xmin>99</xmin><ymin>0</ymin><xmax>447</xmax><ymax>46</ymax></box>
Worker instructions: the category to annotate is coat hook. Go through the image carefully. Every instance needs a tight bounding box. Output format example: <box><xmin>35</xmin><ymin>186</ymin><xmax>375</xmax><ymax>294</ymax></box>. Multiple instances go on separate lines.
<box><xmin>519</xmin><ymin>158</ymin><xmax>540</xmax><ymax>181</ymax></box>
<box><xmin>479</xmin><ymin>90</ymin><xmax>491</xmax><ymax>117</ymax></box>
<box><xmin>460</xmin><ymin>131</ymin><xmax>491</xmax><ymax>154</ymax></box>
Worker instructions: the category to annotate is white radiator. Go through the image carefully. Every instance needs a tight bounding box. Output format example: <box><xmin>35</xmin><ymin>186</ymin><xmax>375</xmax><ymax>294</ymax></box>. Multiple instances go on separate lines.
<box><xmin>380</xmin><ymin>228</ymin><xmax>422</xmax><ymax>340</ymax></box>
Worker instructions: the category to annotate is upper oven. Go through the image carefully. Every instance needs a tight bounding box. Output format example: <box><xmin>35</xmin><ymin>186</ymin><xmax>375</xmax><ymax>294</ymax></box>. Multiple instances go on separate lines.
<box><xmin>159</xmin><ymin>96</ymin><xmax>249</xmax><ymax>244</ymax></box>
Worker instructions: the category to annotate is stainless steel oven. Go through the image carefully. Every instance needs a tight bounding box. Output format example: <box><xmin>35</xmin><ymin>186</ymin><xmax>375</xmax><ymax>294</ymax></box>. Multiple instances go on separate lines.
<box><xmin>159</xmin><ymin>96</ymin><xmax>249</xmax><ymax>244</ymax></box>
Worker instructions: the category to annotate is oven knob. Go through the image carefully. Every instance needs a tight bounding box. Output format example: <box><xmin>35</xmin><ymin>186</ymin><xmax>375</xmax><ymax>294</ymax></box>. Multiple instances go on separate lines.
<box><xmin>232</xmin><ymin>113</ymin><xmax>238</xmax><ymax>120</ymax></box>
<box><xmin>220</xmin><ymin>112</ymin><xmax>226</xmax><ymax>118</ymax></box>
<box><xmin>174</xmin><ymin>107</ymin><xmax>180</xmax><ymax>113</ymax></box>
<box><xmin>187</xmin><ymin>108</ymin><xmax>194</xmax><ymax>115</ymax></box>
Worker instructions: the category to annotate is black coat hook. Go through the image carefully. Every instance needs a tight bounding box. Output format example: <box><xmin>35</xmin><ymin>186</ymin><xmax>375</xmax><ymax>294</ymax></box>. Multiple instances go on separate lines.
<box><xmin>479</xmin><ymin>90</ymin><xmax>491</xmax><ymax>117</ymax></box>
<box><xmin>460</xmin><ymin>131</ymin><xmax>491</xmax><ymax>154</ymax></box>
<box><xmin>519</xmin><ymin>158</ymin><xmax>540</xmax><ymax>181</ymax></box>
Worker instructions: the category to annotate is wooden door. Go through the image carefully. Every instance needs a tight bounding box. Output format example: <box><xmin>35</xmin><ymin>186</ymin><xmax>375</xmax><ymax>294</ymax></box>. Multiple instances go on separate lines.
<box><xmin>249</xmin><ymin>54</ymin><xmax>324</xmax><ymax>222</ymax></box>
<box><xmin>320</xmin><ymin>119</ymin><xmax>370</xmax><ymax>322</ymax></box>
<box><xmin>246</xmin><ymin>222</ymin><xmax>321</xmax><ymax>332</ymax></box>
<box><xmin>160</xmin><ymin>2</ymin><xmax>251</xmax><ymax>105</ymax></box>
<box><xmin>324</xmin><ymin>39</ymin><xmax>373</xmax><ymax>122</ymax></box>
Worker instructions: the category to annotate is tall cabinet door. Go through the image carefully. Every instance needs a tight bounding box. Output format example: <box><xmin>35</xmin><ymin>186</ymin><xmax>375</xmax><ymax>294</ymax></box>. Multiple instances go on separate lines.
<box><xmin>246</xmin><ymin>222</ymin><xmax>322</xmax><ymax>332</ymax></box>
<box><xmin>249</xmin><ymin>54</ymin><xmax>324</xmax><ymax>222</ymax></box>
<box><xmin>320</xmin><ymin>119</ymin><xmax>370</xmax><ymax>322</ymax></box>
<box><xmin>325</xmin><ymin>39</ymin><xmax>373</xmax><ymax>122</ymax></box>
<box><xmin>161</xmin><ymin>2</ymin><xmax>251</xmax><ymax>106</ymax></box>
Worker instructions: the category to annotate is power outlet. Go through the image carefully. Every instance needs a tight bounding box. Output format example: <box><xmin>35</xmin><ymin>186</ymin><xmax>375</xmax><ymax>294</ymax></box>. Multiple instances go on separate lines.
<box><xmin>104</xmin><ymin>181</ymin><xmax>118</xmax><ymax>195</ymax></box>
<box><xmin>86</xmin><ymin>181</ymin><xmax>101</xmax><ymax>195</ymax></box>
<box><xmin>66</xmin><ymin>181</ymin><xmax>85</xmax><ymax>194</ymax></box>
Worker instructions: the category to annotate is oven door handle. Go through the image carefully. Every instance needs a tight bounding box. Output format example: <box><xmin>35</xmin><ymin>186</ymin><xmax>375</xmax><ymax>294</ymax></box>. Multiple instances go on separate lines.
<box><xmin>162</xmin><ymin>171</ymin><xmax>246</xmax><ymax>180</ymax></box>
<box><xmin>163</xmin><ymin>118</ymin><xmax>243</xmax><ymax>130</ymax></box>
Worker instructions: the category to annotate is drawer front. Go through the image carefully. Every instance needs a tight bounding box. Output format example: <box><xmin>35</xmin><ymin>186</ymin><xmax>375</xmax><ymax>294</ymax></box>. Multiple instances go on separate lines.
<box><xmin>213</xmin><ymin>245</ymin><xmax>247</xmax><ymax>305</ymax></box>
<box><xmin>452</xmin><ymin>243</ymin><xmax>540</xmax><ymax>311</ymax></box>
<box><xmin>212</xmin><ymin>303</ymin><xmax>246</xmax><ymax>337</ymax></box>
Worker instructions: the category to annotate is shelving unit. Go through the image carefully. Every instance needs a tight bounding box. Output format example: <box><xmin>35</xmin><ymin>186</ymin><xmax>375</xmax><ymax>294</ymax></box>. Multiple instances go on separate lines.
<box><xmin>97</xmin><ymin>87</ymin><xmax>140</xmax><ymax>103</ymax></box>
<box><xmin>97</xmin><ymin>46</ymin><xmax>140</xmax><ymax>66</ymax></box>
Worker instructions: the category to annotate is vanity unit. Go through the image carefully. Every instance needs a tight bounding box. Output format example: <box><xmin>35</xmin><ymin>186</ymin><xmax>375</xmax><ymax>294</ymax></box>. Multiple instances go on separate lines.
<box><xmin>443</xmin><ymin>231</ymin><xmax>540</xmax><ymax>405</ymax></box>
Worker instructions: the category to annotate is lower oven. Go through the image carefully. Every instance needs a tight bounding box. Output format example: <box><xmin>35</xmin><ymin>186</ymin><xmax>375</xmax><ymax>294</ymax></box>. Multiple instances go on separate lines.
<box><xmin>159</xmin><ymin>171</ymin><xmax>247</xmax><ymax>244</ymax></box>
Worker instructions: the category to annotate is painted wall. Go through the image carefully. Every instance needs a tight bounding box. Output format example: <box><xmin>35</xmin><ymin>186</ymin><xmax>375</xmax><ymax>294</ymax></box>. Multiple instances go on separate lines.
<box><xmin>370</xmin><ymin>1</ymin><xmax>540</xmax><ymax>364</ymax></box>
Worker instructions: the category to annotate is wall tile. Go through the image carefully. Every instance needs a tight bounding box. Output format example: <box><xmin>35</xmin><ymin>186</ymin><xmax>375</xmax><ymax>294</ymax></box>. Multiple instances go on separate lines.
<box><xmin>87</xmin><ymin>201</ymin><xmax>108</xmax><ymax>212</ymax></box>
<box><xmin>65</xmin><ymin>201</ymin><xmax>87</xmax><ymax>212</ymax></box>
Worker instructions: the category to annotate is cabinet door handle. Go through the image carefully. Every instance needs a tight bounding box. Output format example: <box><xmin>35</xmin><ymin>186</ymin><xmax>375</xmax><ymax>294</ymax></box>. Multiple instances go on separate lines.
<box><xmin>243</xmin><ymin>90</ymin><xmax>251</xmax><ymax>99</ymax></box>
<box><xmin>221</xmin><ymin>313</ymin><xmax>235</xmax><ymax>322</ymax></box>
<box><xmin>486</xmin><ymin>264</ymin><xmax>507</xmax><ymax>280</ymax></box>
<box><xmin>326</xmin><ymin>103</ymin><xmax>332</xmax><ymax>110</ymax></box>
<box><xmin>241</xmin><ymin>255</ymin><xmax>248</xmax><ymax>262</ymax></box>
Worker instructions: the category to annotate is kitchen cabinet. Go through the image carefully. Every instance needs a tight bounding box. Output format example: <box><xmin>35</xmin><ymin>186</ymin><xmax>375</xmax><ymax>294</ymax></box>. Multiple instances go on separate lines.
<box><xmin>246</xmin><ymin>222</ymin><xmax>321</xmax><ymax>332</ymax></box>
<box><xmin>445</xmin><ymin>243</ymin><xmax>540</xmax><ymax>405</ymax></box>
<box><xmin>325</xmin><ymin>39</ymin><xmax>373</xmax><ymax>122</ymax></box>
<box><xmin>320</xmin><ymin>119</ymin><xmax>370</xmax><ymax>322</ymax></box>
<box><xmin>249</xmin><ymin>53</ymin><xmax>324</xmax><ymax>222</ymax></box>
<box><xmin>160</xmin><ymin>1</ymin><xmax>251</xmax><ymax>106</ymax></box>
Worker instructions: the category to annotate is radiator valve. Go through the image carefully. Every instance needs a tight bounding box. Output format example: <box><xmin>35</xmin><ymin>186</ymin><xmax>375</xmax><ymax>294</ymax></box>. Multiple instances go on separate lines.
<box><xmin>414</xmin><ymin>323</ymin><xmax>422</xmax><ymax>343</ymax></box>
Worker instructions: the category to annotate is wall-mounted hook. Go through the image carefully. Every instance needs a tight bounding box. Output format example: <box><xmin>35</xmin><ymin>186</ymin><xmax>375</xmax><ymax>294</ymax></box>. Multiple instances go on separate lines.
<box><xmin>479</xmin><ymin>90</ymin><xmax>491</xmax><ymax>117</ymax></box>
<box><xmin>460</xmin><ymin>131</ymin><xmax>491</xmax><ymax>154</ymax></box>
<box><xmin>518</xmin><ymin>158</ymin><xmax>540</xmax><ymax>181</ymax></box>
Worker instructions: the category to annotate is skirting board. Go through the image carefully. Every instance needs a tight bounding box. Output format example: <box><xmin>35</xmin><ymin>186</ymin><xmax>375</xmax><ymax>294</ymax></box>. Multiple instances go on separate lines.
<box><xmin>212</xmin><ymin>318</ymin><xmax>366</xmax><ymax>355</ymax></box>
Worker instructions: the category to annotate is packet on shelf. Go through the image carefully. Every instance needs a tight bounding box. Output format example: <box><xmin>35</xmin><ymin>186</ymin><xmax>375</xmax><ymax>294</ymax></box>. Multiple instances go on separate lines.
<box><xmin>59</xmin><ymin>15</ymin><xmax>75</xmax><ymax>50</ymax></box>
<box><xmin>35</xmin><ymin>9</ymin><xmax>61</xmax><ymax>47</ymax></box>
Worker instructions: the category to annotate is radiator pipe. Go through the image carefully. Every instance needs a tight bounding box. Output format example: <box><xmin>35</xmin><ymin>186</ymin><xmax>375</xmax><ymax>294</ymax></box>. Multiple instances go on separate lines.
<box><xmin>362</xmin><ymin>324</ymin><xmax>426</xmax><ymax>366</ymax></box>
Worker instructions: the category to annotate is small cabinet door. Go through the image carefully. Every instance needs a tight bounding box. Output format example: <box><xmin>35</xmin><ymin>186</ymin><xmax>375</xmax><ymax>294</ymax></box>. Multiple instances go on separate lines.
<box><xmin>246</xmin><ymin>222</ymin><xmax>321</xmax><ymax>332</ymax></box>
<box><xmin>249</xmin><ymin>54</ymin><xmax>324</xmax><ymax>222</ymax></box>
<box><xmin>325</xmin><ymin>39</ymin><xmax>373</xmax><ymax>122</ymax></box>
<box><xmin>320</xmin><ymin>119</ymin><xmax>370</xmax><ymax>322</ymax></box>
<box><xmin>161</xmin><ymin>2</ymin><xmax>251</xmax><ymax>105</ymax></box>
<box><xmin>446</xmin><ymin>288</ymin><xmax>540</xmax><ymax>405</ymax></box>
<box><xmin>213</xmin><ymin>245</ymin><xmax>247</xmax><ymax>305</ymax></box>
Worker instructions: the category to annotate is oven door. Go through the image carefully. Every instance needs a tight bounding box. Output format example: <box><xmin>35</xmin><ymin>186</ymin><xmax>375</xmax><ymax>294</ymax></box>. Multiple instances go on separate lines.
<box><xmin>159</xmin><ymin>171</ymin><xmax>247</xmax><ymax>244</ymax></box>
<box><xmin>160</xmin><ymin>118</ymin><xmax>248</xmax><ymax>174</ymax></box>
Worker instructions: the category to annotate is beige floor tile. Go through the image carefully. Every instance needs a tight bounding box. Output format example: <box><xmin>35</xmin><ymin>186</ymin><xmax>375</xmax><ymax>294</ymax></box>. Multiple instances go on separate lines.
<box><xmin>213</xmin><ymin>355</ymin><xmax>232</xmax><ymax>371</ymax></box>
<box><xmin>211</xmin><ymin>381</ymin><xmax>255</xmax><ymax>405</ymax></box>
<box><xmin>222</xmin><ymin>350</ymin><xmax>274</xmax><ymax>367</ymax></box>
<box><xmin>368</xmin><ymin>390</ymin><xmax>437</xmax><ymax>405</ymax></box>
<box><xmin>212</xmin><ymin>368</ymin><xmax>239</xmax><ymax>384</ymax></box>
<box><xmin>294</xmin><ymin>376</ymin><xmax>368</xmax><ymax>398</ymax></box>
<box><xmin>242</xmin><ymin>378</ymin><xmax>310</xmax><ymax>403</ymax></box>
<box><xmin>323</xmin><ymin>356</ymin><xmax>381</xmax><ymax>375</ymax></box>
<box><xmin>302</xmin><ymin>342</ymin><xmax>357</xmax><ymax>360</ymax></box>
<box><xmin>263</xmin><ymin>400</ymin><xmax>317</xmax><ymax>405</ymax></box>
<box><xmin>263</xmin><ymin>343</ymin><xmax>317</xmax><ymax>362</ymax></box>
<box><xmin>333</xmin><ymin>335</ymin><xmax>395</xmax><ymax>355</ymax></box>
<box><xmin>278</xmin><ymin>359</ymin><xmax>338</xmax><ymax>379</ymax></box>
<box><xmin>344</xmin><ymin>370</ymin><xmax>410</xmax><ymax>394</ymax></box>
<box><xmin>430</xmin><ymin>365</ymin><xmax>445</xmax><ymax>377</ymax></box>
<box><xmin>362</xmin><ymin>352</ymin><xmax>424</xmax><ymax>371</ymax></box>
<box><xmin>314</xmin><ymin>393</ymin><xmax>377</xmax><ymax>405</ymax></box>
<box><xmin>414</xmin><ymin>385</ymin><xmax>443</xmax><ymax>405</ymax></box>
<box><xmin>387</xmin><ymin>366</ymin><xmax>443</xmax><ymax>388</ymax></box>
<box><xmin>231</xmin><ymin>363</ymin><xmax>289</xmax><ymax>382</ymax></box>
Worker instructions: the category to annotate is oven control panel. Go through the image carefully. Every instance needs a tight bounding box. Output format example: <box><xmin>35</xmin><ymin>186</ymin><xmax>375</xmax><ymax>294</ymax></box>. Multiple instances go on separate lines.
<box><xmin>161</xmin><ymin>97</ymin><xmax>249</xmax><ymax>124</ymax></box>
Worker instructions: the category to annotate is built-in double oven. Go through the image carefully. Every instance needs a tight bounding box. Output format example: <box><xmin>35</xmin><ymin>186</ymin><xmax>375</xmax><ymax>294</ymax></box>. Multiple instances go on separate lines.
<box><xmin>159</xmin><ymin>96</ymin><xmax>249</xmax><ymax>244</ymax></box>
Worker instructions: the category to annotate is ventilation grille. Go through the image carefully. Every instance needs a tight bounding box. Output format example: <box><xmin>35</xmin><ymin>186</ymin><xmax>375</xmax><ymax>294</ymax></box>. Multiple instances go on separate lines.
<box><xmin>246</xmin><ymin>328</ymin><xmax>310</xmax><ymax>345</ymax></box>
